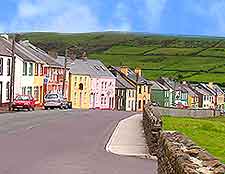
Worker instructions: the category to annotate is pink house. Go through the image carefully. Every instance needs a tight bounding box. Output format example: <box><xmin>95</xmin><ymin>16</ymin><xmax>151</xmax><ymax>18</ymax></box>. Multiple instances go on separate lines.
<box><xmin>70</xmin><ymin>59</ymin><xmax>116</xmax><ymax>110</ymax></box>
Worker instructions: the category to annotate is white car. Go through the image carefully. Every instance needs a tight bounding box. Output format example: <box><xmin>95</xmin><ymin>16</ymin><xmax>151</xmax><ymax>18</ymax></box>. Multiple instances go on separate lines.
<box><xmin>44</xmin><ymin>93</ymin><xmax>68</xmax><ymax>110</ymax></box>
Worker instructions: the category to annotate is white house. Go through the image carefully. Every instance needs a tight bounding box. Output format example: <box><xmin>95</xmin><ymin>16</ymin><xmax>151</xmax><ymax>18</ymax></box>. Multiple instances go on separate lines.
<box><xmin>0</xmin><ymin>39</ymin><xmax>12</xmax><ymax>105</ymax></box>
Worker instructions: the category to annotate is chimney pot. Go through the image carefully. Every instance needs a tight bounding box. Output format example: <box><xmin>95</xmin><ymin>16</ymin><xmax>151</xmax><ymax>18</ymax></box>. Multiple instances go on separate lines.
<box><xmin>135</xmin><ymin>67</ymin><xmax>142</xmax><ymax>77</ymax></box>
<box><xmin>120</xmin><ymin>66</ymin><xmax>129</xmax><ymax>76</ymax></box>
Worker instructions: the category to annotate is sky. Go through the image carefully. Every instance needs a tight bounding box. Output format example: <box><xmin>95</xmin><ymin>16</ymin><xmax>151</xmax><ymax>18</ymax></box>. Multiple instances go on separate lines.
<box><xmin>0</xmin><ymin>0</ymin><xmax>225</xmax><ymax>36</ymax></box>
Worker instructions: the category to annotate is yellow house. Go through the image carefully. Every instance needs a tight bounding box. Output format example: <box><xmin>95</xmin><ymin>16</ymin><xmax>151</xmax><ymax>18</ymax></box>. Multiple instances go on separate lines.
<box><xmin>33</xmin><ymin>63</ymin><xmax>44</xmax><ymax>105</ymax></box>
<box><xmin>119</xmin><ymin>66</ymin><xmax>152</xmax><ymax>112</ymax></box>
<box><xmin>69</xmin><ymin>74</ymin><xmax>91</xmax><ymax>109</ymax></box>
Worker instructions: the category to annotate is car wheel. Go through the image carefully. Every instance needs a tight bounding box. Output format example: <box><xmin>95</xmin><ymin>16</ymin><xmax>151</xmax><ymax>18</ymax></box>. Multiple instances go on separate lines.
<box><xmin>60</xmin><ymin>104</ymin><xmax>64</xmax><ymax>110</ymax></box>
<box><xmin>32</xmin><ymin>107</ymin><xmax>35</xmax><ymax>111</ymax></box>
<box><xmin>44</xmin><ymin>106</ymin><xmax>48</xmax><ymax>110</ymax></box>
<box><xmin>28</xmin><ymin>107</ymin><xmax>31</xmax><ymax>111</ymax></box>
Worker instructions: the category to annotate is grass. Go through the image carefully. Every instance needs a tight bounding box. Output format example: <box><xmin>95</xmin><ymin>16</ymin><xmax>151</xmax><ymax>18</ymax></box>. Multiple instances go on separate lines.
<box><xmin>104</xmin><ymin>45</ymin><xmax>155</xmax><ymax>55</ymax></box>
<box><xmin>145</xmin><ymin>47</ymin><xmax>203</xmax><ymax>56</ymax></box>
<box><xmin>184</xmin><ymin>73</ymin><xmax>225</xmax><ymax>84</ymax></box>
<box><xmin>163</xmin><ymin>116</ymin><xmax>225</xmax><ymax>163</ymax></box>
<box><xmin>198</xmin><ymin>48</ymin><xmax>225</xmax><ymax>57</ymax></box>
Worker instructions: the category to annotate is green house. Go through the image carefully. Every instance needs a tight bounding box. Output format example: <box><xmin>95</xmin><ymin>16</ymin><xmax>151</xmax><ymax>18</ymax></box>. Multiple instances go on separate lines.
<box><xmin>151</xmin><ymin>81</ymin><xmax>170</xmax><ymax>107</ymax></box>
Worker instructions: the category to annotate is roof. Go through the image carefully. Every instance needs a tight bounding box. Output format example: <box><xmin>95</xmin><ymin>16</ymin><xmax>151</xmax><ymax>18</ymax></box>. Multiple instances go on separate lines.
<box><xmin>0</xmin><ymin>37</ymin><xmax>12</xmax><ymax>56</ymax></box>
<box><xmin>112</xmin><ymin>66</ymin><xmax>152</xmax><ymax>85</ymax></box>
<box><xmin>55</xmin><ymin>56</ymin><xmax>75</xmax><ymax>68</ymax></box>
<box><xmin>181</xmin><ymin>84</ymin><xmax>198</xmax><ymax>96</ymax></box>
<box><xmin>151</xmin><ymin>80</ymin><xmax>168</xmax><ymax>90</ymax></box>
<box><xmin>175</xmin><ymin>84</ymin><xmax>188</xmax><ymax>93</ymax></box>
<box><xmin>156</xmin><ymin>78</ymin><xmax>174</xmax><ymax>90</ymax></box>
<box><xmin>70</xmin><ymin>59</ymin><xmax>115</xmax><ymax>78</ymax></box>
<box><xmin>201</xmin><ymin>83</ymin><xmax>224</xmax><ymax>96</ymax></box>
<box><xmin>20</xmin><ymin>41</ymin><xmax>62</xmax><ymax>67</ymax></box>
<box><xmin>115</xmin><ymin>74</ymin><xmax>135</xmax><ymax>89</ymax></box>
<box><xmin>191</xmin><ymin>84</ymin><xmax>213</xmax><ymax>96</ymax></box>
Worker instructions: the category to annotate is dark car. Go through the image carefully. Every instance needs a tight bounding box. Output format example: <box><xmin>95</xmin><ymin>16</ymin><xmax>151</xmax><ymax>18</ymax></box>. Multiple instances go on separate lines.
<box><xmin>12</xmin><ymin>95</ymin><xmax>36</xmax><ymax>111</ymax></box>
<box><xmin>44</xmin><ymin>93</ymin><xmax>68</xmax><ymax>110</ymax></box>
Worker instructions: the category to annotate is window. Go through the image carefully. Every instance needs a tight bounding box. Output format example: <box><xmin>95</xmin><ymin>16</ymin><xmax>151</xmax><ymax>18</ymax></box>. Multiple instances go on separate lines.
<box><xmin>27</xmin><ymin>87</ymin><xmax>32</xmax><ymax>96</ymax></box>
<box><xmin>22</xmin><ymin>87</ymin><xmax>26</xmax><ymax>95</ymax></box>
<box><xmin>138</xmin><ymin>100</ymin><xmax>142</xmax><ymax>109</ymax></box>
<box><xmin>34</xmin><ymin>86</ymin><xmax>39</xmax><ymax>100</ymax></box>
<box><xmin>143</xmin><ymin>100</ymin><xmax>146</xmax><ymax>107</ymax></box>
<box><xmin>40</xmin><ymin>64</ymin><xmax>44</xmax><ymax>75</ymax></box>
<box><xmin>6</xmin><ymin>82</ymin><xmax>10</xmax><ymax>100</ymax></box>
<box><xmin>102</xmin><ymin>82</ymin><xmax>104</xmax><ymax>89</ymax></box>
<box><xmin>23</xmin><ymin>62</ymin><xmax>28</xmax><ymax>76</ymax></box>
<box><xmin>35</xmin><ymin>64</ymin><xmax>39</xmax><ymax>76</ymax></box>
<box><xmin>0</xmin><ymin>58</ymin><xmax>3</xmax><ymax>75</ymax></box>
<box><xmin>139</xmin><ymin>86</ymin><xmax>142</xmax><ymax>94</ymax></box>
<box><xmin>148</xmin><ymin>86</ymin><xmax>151</xmax><ymax>94</ymax></box>
<box><xmin>29</xmin><ymin>63</ymin><xmax>33</xmax><ymax>76</ymax></box>
<box><xmin>80</xmin><ymin>77</ymin><xmax>82</xmax><ymax>82</ymax></box>
<box><xmin>105</xmin><ymin>82</ymin><xmax>107</xmax><ymax>89</ymax></box>
<box><xmin>128</xmin><ymin>101</ymin><xmax>131</xmax><ymax>108</ymax></box>
<box><xmin>74</xmin><ymin>92</ymin><xmax>77</xmax><ymax>104</ymax></box>
<box><xmin>203</xmin><ymin>95</ymin><xmax>206</xmax><ymax>101</ymax></box>
<box><xmin>132</xmin><ymin>90</ymin><xmax>135</xmax><ymax>97</ymax></box>
<box><xmin>104</xmin><ymin>97</ymin><xmax>107</xmax><ymax>104</ymax></box>
<box><xmin>7</xmin><ymin>59</ymin><xmax>11</xmax><ymax>76</ymax></box>
<box><xmin>101</xmin><ymin>97</ymin><xmax>103</xmax><ymax>104</ymax></box>
<box><xmin>144</xmin><ymin>86</ymin><xmax>146</xmax><ymax>92</ymax></box>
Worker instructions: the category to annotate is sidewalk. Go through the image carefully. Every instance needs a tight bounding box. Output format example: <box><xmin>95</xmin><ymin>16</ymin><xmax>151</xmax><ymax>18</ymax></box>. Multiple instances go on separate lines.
<box><xmin>106</xmin><ymin>114</ymin><xmax>156</xmax><ymax>159</ymax></box>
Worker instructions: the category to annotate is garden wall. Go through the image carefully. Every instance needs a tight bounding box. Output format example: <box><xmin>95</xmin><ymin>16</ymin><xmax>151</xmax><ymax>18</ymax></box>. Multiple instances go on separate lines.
<box><xmin>155</xmin><ymin>106</ymin><xmax>221</xmax><ymax>118</ymax></box>
<box><xmin>143</xmin><ymin>104</ymin><xmax>225</xmax><ymax>174</ymax></box>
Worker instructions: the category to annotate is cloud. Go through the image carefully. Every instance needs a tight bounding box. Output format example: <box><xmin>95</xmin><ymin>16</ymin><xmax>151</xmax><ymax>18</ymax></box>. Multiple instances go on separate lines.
<box><xmin>10</xmin><ymin>0</ymin><xmax>102</xmax><ymax>32</ymax></box>
<box><xmin>143</xmin><ymin>0</ymin><xmax>168</xmax><ymax>31</ymax></box>
<box><xmin>106</xmin><ymin>2</ymin><xmax>132</xmax><ymax>31</ymax></box>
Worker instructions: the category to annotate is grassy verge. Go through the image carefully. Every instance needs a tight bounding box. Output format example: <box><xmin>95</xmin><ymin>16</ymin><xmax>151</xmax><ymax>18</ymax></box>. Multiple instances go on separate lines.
<box><xmin>163</xmin><ymin>116</ymin><xmax>225</xmax><ymax>163</ymax></box>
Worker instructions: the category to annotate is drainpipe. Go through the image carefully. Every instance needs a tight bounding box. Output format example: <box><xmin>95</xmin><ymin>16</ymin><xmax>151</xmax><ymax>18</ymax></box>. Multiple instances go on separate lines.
<box><xmin>135</xmin><ymin>73</ymin><xmax>138</xmax><ymax>111</ymax></box>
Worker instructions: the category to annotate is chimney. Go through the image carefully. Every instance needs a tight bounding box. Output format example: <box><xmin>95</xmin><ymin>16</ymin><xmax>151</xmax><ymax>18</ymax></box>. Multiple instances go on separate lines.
<box><xmin>182</xmin><ymin>81</ymin><xmax>187</xmax><ymax>85</ymax></box>
<box><xmin>48</xmin><ymin>49</ymin><xmax>58</xmax><ymax>59</ymax></box>
<box><xmin>135</xmin><ymin>67</ymin><xmax>142</xmax><ymax>77</ymax></box>
<box><xmin>120</xmin><ymin>66</ymin><xmax>129</xmax><ymax>76</ymax></box>
<box><xmin>208</xmin><ymin>82</ymin><xmax>213</xmax><ymax>89</ymax></box>
<box><xmin>81</xmin><ymin>51</ymin><xmax>88</xmax><ymax>61</ymax></box>
<box><xmin>0</xmin><ymin>34</ymin><xmax>9</xmax><ymax>40</ymax></box>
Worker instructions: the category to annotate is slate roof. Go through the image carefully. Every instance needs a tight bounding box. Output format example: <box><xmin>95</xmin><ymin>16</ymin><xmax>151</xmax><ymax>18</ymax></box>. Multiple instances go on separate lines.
<box><xmin>112</xmin><ymin>66</ymin><xmax>151</xmax><ymax>85</ymax></box>
<box><xmin>191</xmin><ymin>84</ymin><xmax>213</xmax><ymax>96</ymax></box>
<box><xmin>20</xmin><ymin>41</ymin><xmax>62</xmax><ymax>67</ymax></box>
<box><xmin>200</xmin><ymin>83</ymin><xmax>224</xmax><ymax>96</ymax></box>
<box><xmin>115</xmin><ymin>74</ymin><xmax>135</xmax><ymax>89</ymax></box>
<box><xmin>151</xmin><ymin>80</ymin><xmax>168</xmax><ymax>90</ymax></box>
<box><xmin>0</xmin><ymin>37</ymin><xmax>37</xmax><ymax>62</ymax></box>
<box><xmin>181</xmin><ymin>84</ymin><xmax>198</xmax><ymax>96</ymax></box>
<box><xmin>70</xmin><ymin>59</ymin><xmax>115</xmax><ymax>78</ymax></box>
<box><xmin>0</xmin><ymin>37</ymin><xmax>12</xmax><ymax>56</ymax></box>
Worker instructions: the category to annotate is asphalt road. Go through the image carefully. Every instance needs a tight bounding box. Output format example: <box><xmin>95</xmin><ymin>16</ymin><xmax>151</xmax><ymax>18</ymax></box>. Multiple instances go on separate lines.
<box><xmin>0</xmin><ymin>110</ymin><xmax>157</xmax><ymax>174</ymax></box>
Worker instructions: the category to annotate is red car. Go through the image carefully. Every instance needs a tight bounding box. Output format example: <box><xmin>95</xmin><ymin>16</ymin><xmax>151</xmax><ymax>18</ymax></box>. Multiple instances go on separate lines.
<box><xmin>12</xmin><ymin>95</ymin><xmax>36</xmax><ymax>111</ymax></box>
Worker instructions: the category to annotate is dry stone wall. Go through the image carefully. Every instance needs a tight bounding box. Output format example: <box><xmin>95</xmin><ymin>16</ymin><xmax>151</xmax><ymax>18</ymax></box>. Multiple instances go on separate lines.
<box><xmin>143</xmin><ymin>104</ymin><xmax>225</xmax><ymax>174</ymax></box>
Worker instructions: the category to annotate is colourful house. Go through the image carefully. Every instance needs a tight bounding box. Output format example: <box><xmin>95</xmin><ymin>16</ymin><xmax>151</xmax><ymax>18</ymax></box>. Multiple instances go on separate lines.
<box><xmin>69</xmin><ymin>59</ymin><xmax>116</xmax><ymax>110</ymax></box>
<box><xmin>114</xmin><ymin>66</ymin><xmax>152</xmax><ymax>112</ymax></box>
<box><xmin>109</xmin><ymin>66</ymin><xmax>136</xmax><ymax>111</ymax></box>
<box><xmin>151</xmin><ymin>81</ymin><xmax>170</xmax><ymax>107</ymax></box>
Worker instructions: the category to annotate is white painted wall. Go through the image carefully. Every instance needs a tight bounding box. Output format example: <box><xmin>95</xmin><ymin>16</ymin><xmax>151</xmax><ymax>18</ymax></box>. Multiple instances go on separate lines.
<box><xmin>0</xmin><ymin>55</ymin><xmax>12</xmax><ymax>103</ymax></box>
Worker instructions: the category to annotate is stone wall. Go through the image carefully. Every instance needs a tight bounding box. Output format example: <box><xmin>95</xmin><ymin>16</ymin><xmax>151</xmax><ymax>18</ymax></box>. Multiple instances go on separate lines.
<box><xmin>143</xmin><ymin>104</ymin><xmax>225</xmax><ymax>174</ymax></box>
<box><xmin>156</xmin><ymin>106</ymin><xmax>221</xmax><ymax>118</ymax></box>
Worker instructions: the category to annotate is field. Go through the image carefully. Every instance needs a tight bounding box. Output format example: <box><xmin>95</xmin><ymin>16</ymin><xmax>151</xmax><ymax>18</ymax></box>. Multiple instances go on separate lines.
<box><xmin>20</xmin><ymin>32</ymin><xmax>225</xmax><ymax>84</ymax></box>
<box><xmin>163</xmin><ymin>116</ymin><xmax>225</xmax><ymax>163</ymax></box>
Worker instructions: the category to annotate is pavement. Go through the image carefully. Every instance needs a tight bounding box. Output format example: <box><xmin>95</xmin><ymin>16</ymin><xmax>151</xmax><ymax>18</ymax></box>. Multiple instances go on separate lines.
<box><xmin>106</xmin><ymin>114</ymin><xmax>156</xmax><ymax>160</ymax></box>
<box><xmin>0</xmin><ymin>109</ymin><xmax>157</xmax><ymax>174</ymax></box>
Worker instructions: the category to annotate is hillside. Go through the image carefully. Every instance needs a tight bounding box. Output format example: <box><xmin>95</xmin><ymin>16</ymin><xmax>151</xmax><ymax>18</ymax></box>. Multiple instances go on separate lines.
<box><xmin>20</xmin><ymin>32</ymin><xmax>225</xmax><ymax>85</ymax></box>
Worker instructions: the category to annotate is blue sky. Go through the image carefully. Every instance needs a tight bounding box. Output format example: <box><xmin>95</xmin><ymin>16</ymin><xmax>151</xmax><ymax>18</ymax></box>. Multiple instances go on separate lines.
<box><xmin>0</xmin><ymin>0</ymin><xmax>225</xmax><ymax>36</ymax></box>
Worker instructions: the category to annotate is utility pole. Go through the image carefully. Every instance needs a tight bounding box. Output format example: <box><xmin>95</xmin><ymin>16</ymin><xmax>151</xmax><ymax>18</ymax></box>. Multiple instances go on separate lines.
<box><xmin>135</xmin><ymin>73</ymin><xmax>139</xmax><ymax>111</ymax></box>
<box><xmin>62</xmin><ymin>48</ymin><xmax>68</xmax><ymax>97</ymax></box>
<box><xmin>9</xmin><ymin>34</ymin><xmax>16</xmax><ymax>111</ymax></box>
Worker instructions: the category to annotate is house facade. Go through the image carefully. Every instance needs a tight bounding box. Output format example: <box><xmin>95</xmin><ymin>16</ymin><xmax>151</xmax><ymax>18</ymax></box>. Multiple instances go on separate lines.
<box><xmin>0</xmin><ymin>41</ymin><xmax>12</xmax><ymax>105</ymax></box>
<box><xmin>69</xmin><ymin>74</ymin><xmax>91</xmax><ymax>109</ymax></box>
<box><xmin>112</xmin><ymin>66</ymin><xmax>152</xmax><ymax>112</ymax></box>
<box><xmin>109</xmin><ymin>66</ymin><xmax>136</xmax><ymax>111</ymax></box>
<box><xmin>151</xmin><ymin>81</ymin><xmax>170</xmax><ymax>107</ymax></box>
<box><xmin>70</xmin><ymin>59</ymin><xmax>116</xmax><ymax>110</ymax></box>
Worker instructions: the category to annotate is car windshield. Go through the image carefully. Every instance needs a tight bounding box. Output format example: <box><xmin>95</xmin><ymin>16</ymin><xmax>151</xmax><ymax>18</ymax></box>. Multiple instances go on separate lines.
<box><xmin>45</xmin><ymin>94</ymin><xmax>58</xmax><ymax>99</ymax></box>
<box><xmin>15</xmin><ymin>96</ymin><xmax>30</xmax><ymax>101</ymax></box>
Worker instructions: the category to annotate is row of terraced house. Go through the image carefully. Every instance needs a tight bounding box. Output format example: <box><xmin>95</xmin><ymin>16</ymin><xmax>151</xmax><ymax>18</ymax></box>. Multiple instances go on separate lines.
<box><xmin>151</xmin><ymin>77</ymin><xmax>225</xmax><ymax>110</ymax></box>
<box><xmin>0</xmin><ymin>35</ymin><xmax>152</xmax><ymax>112</ymax></box>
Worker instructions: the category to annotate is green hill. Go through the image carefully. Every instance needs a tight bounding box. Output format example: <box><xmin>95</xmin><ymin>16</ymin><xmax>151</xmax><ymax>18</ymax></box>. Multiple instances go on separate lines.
<box><xmin>20</xmin><ymin>32</ymin><xmax>225</xmax><ymax>85</ymax></box>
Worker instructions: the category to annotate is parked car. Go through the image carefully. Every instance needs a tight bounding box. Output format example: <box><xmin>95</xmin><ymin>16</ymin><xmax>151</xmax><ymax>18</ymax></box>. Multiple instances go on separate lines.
<box><xmin>176</xmin><ymin>103</ymin><xmax>189</xmax><ymax>109</ymax></box>
<box><xmin>12</xmin><ymin>95</ymin><xmax>36</xmax><ymax>111</ymax></box>
<box><xmin>44</xmin><ymin>93</ymin><xmax>68</xmax><ymax>110</ymax></box>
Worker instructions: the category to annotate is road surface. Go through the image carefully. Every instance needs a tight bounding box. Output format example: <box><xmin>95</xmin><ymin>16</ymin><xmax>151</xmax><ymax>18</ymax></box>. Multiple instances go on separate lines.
<box><xmin>0</xmin><ymin>110</ymin><xmax>157</xmax><ymax>174</ymax></box>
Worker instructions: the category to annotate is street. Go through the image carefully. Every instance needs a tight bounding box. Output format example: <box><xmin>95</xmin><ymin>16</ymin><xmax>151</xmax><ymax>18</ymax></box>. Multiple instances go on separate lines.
<box><xmin>0</xmin><ymin>110</ymin><xmax>157</xmax><ymax>174</ymax></box>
